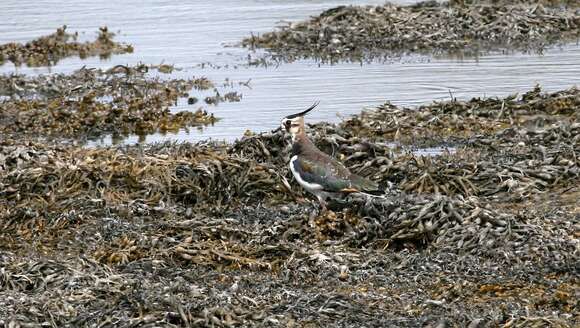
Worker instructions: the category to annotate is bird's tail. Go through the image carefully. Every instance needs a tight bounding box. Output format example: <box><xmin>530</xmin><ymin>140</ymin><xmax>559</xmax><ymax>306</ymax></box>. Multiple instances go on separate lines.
<box><xmin>356</xmin><ymin>191</ymin><xmax>388</xmax><ymax>199</ymax></box>
<box><xmin>349</xmin><ymin>174</ymin><xmax>381</xmax><ymax>193</ymax></box>
<box><xmin>355</xmin><ymin>181</ymin><xmax>394</xmax><ymax>199</ymax></box>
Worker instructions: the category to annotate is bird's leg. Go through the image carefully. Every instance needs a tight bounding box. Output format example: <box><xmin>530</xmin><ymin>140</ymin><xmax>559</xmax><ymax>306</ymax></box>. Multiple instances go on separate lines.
<box><xmin>309</xmin><ymin>195</ymin><xmax>327</xmax><ymax>223</ymax></box>
<box><xmin>317</xmin><ymin>195</ymin><xmax>328</xmax><ymax>215</ymax></box>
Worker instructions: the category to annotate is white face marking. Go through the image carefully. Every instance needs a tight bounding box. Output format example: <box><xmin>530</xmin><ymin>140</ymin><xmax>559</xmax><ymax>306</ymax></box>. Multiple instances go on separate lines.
<box><xmin>289</xmin><ymin>155</ymin><xmax>324</xmax><ymax>194</ymax></box>
<box><xmin>281</xmin><ymin>117</ymin><xmax>302</xmax><ymax>137</ymax></box>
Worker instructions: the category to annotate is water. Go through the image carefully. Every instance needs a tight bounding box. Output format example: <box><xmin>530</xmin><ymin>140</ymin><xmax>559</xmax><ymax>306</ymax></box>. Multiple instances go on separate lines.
<box><xmin>1</xmin><ymin>0</ymin><xmax>579</xmax><ymax>145</ymax></box>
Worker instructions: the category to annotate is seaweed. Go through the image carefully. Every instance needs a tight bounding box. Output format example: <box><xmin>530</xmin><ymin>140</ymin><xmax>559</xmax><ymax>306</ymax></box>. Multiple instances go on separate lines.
<box><xmin>0</xmin><ymin>26</ymin><xmax>134</xmax><ymax>67</ymax></box>
<box><xmin>1</xmin><ymin>86</ymin><xmax>578</xmax><ymax>327</ymax></box>
<box><xmin>0</xmin><ymin>66</ymin><xmax>227</xmax><ymax>141</ymax></box>
<box><xmin>242</xmin><ymin>1</ymin><xmax>580</xmax><ymax>63</ymax></box>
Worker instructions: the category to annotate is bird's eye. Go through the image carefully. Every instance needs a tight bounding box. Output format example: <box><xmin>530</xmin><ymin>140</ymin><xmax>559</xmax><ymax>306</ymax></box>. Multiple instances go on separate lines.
<box><xmin>285</xmin><ymin>120</ymin><xmax>291</xmax><ymax>127</ymax></box>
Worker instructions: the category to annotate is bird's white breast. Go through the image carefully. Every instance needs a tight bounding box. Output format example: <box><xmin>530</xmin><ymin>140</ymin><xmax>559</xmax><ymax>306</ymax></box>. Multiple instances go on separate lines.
<box><xmin>289</xmin><ymin>155</ymin><xmax>324</xmax><ymax>194</ymax></box>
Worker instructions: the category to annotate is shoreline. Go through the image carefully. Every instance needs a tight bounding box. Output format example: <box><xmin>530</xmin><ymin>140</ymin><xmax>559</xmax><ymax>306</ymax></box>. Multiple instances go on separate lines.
<box><xmin>242</xmin><ymin>0</ymin><xmax>580</xmax><ymax>63</ymax></box>
<box><xmin>1</xmin><ymin>1</ymin><xmax>579</xmax><ymax>326</ymax></box>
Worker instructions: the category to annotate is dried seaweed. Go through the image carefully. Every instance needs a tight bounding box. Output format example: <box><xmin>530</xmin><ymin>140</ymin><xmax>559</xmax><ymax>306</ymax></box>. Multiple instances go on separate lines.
<box><xmin>0</xmin><ymin>66</ymin><xmax>225</xmax><ymax>140</ymax></box>
<box><xmin>242</xmin><ymin>1</ymin><xmax>580</xmax><ymax>62</ymax></box>
<box><xmin>0</xmin><ymin>26</ymin><xmax>133</xmax><ymax>67</ymax></box>
<box><xmin>1</xmin><ymin>86</ymin><xmax>578</xmax><ymax>327</ymax></box>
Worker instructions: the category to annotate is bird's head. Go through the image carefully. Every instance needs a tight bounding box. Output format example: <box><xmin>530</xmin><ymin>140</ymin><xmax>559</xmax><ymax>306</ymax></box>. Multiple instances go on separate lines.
<box><xmin>281</xmin><ymin>102</ymin><xmax>319</xmax><ymax>139</ymax></box>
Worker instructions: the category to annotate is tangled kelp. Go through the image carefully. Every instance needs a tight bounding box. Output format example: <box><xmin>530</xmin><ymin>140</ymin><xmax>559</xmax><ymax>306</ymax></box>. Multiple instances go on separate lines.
<box><xmin>0</xmin><ymin>66</ymin><xmax>241</xmax><ymax>140</ymax></box>
<box><xmin>242</xmin><ymin>1</ymin><xmax>580</xmax><ymax>62</ymax></box>
<box><xmin>330</xmin><ymin>88</ymin><xmax>580</xmax><ymax>200</ymax></box>
<box><xmin>457</xmin><ymin>0</ymin><xmax>580</xmax><ymax>7</ymax></box>
<box><xmin>341</xmin><ymin>86</ymin><xmax>579</xmax><ymax>143</ymax></box>
<box><xmin>0</xmin><ymin>26</ymin><xmax>133</xmax><ymax>67</ymax></box>
<box><xmin>1</xmin><ymin>86</ymin><xmax>579</xmax><ymax>326</ymax></box>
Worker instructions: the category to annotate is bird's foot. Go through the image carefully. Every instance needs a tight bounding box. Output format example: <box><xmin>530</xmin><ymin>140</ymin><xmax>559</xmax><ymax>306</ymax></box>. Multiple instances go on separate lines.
<box><xmin>308</xmin><ymin>203</ymin><xmax>328</xmax><ymax>226</ymax></box>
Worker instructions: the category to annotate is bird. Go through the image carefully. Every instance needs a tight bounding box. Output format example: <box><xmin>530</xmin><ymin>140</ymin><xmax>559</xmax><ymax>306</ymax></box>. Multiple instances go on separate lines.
<box><xmin>281</xmin><ymin>102</ymin><xmax>381</xmax><ymax>212</ymax></box>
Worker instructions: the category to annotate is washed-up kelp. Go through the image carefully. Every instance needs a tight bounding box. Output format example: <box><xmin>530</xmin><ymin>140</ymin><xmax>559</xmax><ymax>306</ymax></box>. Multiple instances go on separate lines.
<box><xmin>242</xmin><ymin>1</ymin><xmax>580</xmax><ymax>62</ymax></box>
<box><xmin>0</xmin><ymin>26</ymin><xmax>133</xmax><ymax>67</ymax></box>
<box><xmin>0</xmin><ymin>66</ymin><xmax>227</xmax><ymax>140</ymax></box>
<box><xmin>1</xmin><ymin>86</ymin><xmax>578</xmax><ymax>327</ymax></box>
<box><xmin>340</xmin><ymin>86</ymin><xmax>579</xmax><ymax>143</ymax></box>
<box><xmin>457</xmin><ymin>0</ymin><xmax>580</xmax><ymax>7</ymax></box>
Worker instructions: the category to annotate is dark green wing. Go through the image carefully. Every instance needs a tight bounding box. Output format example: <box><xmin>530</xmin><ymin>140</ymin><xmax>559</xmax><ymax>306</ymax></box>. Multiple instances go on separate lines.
<box><xmin>292</xmin><ymin>156</ymin><xmax>378</xmax><ymax>193</ymax></box>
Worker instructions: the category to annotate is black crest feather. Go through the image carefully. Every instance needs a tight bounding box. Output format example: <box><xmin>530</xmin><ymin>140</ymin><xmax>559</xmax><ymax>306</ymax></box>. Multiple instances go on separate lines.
<box><xmin>284</xmin><ymin>101</ymin><xmax>319</xmax><ymax>119</ymax></box>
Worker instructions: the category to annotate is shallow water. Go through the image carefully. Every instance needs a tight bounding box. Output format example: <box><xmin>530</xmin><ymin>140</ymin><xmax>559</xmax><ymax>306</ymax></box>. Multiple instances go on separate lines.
<box><xmin>1</xmin><ymin>0</ymin><xmax>579</xmax><ymax>145</ymax></box>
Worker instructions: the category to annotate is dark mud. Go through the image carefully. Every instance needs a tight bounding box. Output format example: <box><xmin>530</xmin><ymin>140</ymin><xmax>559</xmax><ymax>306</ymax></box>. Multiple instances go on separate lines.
<box><xmin>0</xmin><ymin>65</ymin><xmax>251</xmax><ymax>142</ymax></box>
<box><xmin>0</xmin><ymin>26</ymin><xmax>133</xmax><ymax>67</ymax></box>
<box><xmin>242</xmin><ymin>1</ymin><xmax>580</xmax><ymax>63</ymax></box>
<box><xmin>1</xmin><ymin>86</ymin><xmax>578</xmax><ymax>327</ymax></box>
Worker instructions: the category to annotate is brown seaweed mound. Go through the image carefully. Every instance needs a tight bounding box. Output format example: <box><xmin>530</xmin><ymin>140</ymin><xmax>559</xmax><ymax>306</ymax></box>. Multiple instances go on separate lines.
<box><xmin>242</xmin><ymin>1</ymin><xmax>580</xmax><ymax>62</ymax></box>
<box><xmin>1</xmin><ymin>86</ymin><xmax>578</xmax><ymax>326</ymax></box>
<box><xmin>0</xmin><ymin>26</ymin><xmax>134</xmax><ymax>67</ymax></box>
<box><xmin>0</xmin><ymin>66</ymin><xmax>223</xmax><ymax>140</ymax></box>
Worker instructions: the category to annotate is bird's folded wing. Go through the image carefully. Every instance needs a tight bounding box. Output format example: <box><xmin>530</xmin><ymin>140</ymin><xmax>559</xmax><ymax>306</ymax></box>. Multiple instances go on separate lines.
<box><xmin>292</xmin><ymin>157</ymin><xmax>352</xmax><ymax>192</ymax></box>
<box><xmin>348</xmin><ymin>171</ymin><xmax>380</xmax><ymax>192</ymax></box>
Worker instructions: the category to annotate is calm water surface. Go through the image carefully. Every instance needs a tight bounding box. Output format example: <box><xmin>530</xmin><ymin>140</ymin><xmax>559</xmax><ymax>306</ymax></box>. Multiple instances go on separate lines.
<box><xmin>1</xmin><ymin>0</ymin><xmax>579</xmax><ymax>145</ymax></box>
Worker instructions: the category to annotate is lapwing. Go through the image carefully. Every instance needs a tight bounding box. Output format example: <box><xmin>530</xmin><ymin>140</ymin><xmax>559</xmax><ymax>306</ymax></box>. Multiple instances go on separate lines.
<box><xmin>281</xmin><ymin>102</ymin><xmax>381</xmax><ymax>211</ymax></box>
